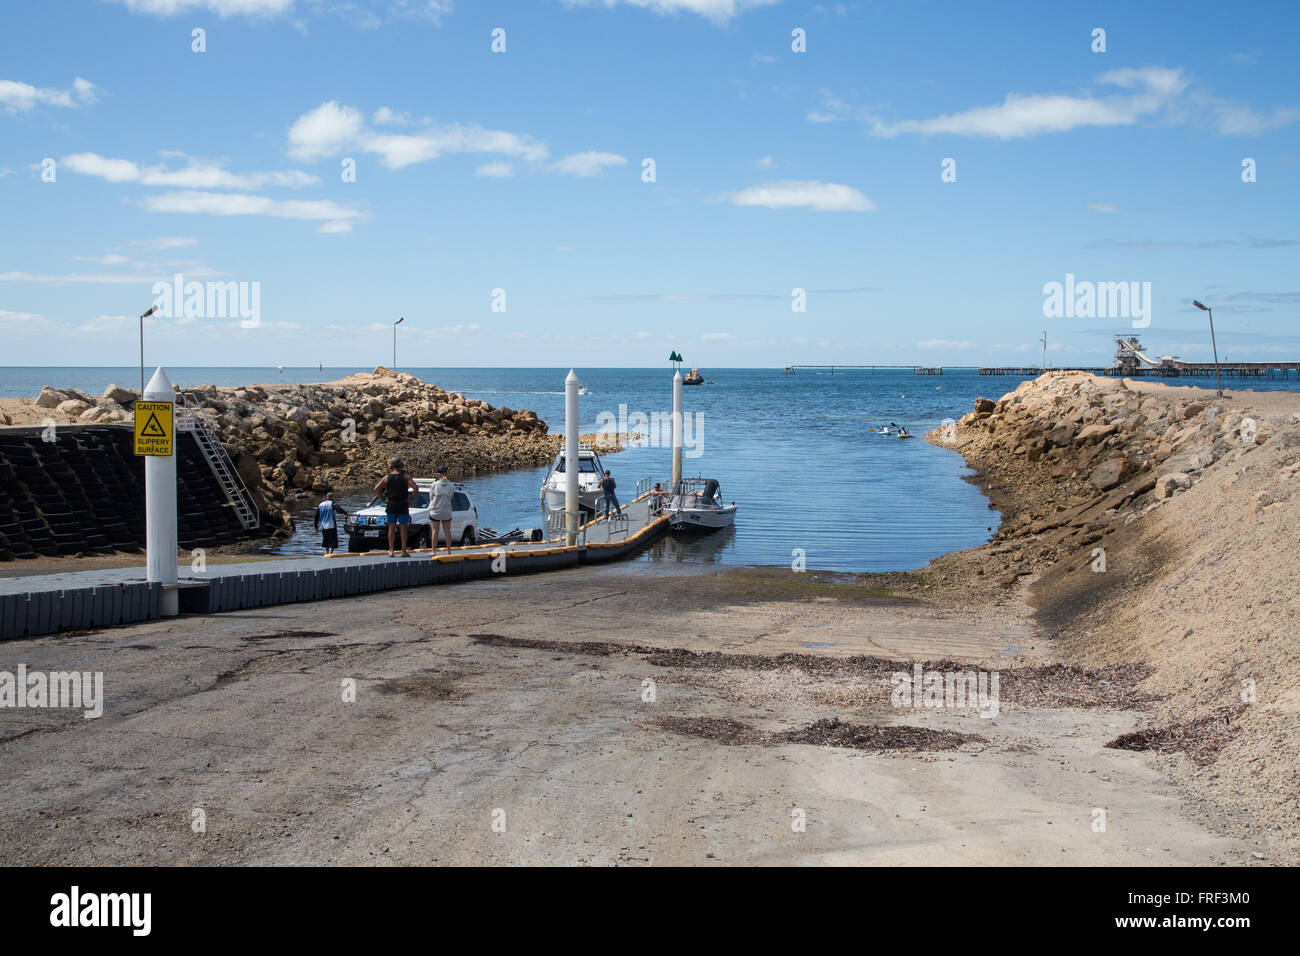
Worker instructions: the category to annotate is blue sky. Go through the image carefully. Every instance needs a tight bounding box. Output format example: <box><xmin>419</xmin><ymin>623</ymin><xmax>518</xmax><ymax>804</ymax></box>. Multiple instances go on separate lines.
<box><xmin>1</xmin><ymin>0</ymin><xmax>1297</xmax><ymax>368</ymax></box>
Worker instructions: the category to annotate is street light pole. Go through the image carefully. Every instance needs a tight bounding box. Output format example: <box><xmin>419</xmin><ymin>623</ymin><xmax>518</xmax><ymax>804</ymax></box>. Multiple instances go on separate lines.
<box><xmin>393</xmin><ymin>316</ymin><xmax>404</xmax><ymax>370</ymax></box>
<box><xmin>1193</xmin><ymin>300</ymin><xmax>1223</xmax><ymax>396</ymax></box>
<box><xmin>1040</xmin><ymin>331</ymin><xmax>1047</xmax><ymax>373</ymax></box>
<box><xmin>139</xmin><ymin>304</ymin><xmax>160</xmax><ymax>394</ymax></box>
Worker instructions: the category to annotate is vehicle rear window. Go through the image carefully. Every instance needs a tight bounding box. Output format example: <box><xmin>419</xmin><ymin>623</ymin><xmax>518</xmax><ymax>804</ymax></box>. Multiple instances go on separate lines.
<box><xmin>452</xmin><ymin>493</ymin><xmax>469</xmax><ymax>510</ymax></box>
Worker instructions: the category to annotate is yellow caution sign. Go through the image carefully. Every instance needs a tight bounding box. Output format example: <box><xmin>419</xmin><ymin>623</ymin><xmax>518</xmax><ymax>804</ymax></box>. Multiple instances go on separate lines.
<box><xmin>133</xmin><ymin>401</ymin><xmax>174</xmax><ymax>456</ymax></box>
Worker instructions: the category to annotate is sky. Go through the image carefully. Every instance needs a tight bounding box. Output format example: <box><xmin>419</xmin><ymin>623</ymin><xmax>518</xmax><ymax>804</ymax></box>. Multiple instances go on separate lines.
<box><xmin>0</xmin><ymin>0</ymin><xmax>1297</xmax><ymax>369</ymax></box>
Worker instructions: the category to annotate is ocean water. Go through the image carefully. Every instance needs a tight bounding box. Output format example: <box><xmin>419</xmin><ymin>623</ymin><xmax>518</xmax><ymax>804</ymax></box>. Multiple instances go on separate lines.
<box><xmin>7</xmin><ymin>365</ymin><xmax>1298</xmax><ymax>572</ymax></box>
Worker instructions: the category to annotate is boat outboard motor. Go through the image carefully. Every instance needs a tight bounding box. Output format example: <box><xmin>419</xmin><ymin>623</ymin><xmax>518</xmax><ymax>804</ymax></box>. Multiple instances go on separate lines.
<box><xmin>702</xmin><ymin>479</ymin><xmax>720</xmax><ymax>500</ymax></box>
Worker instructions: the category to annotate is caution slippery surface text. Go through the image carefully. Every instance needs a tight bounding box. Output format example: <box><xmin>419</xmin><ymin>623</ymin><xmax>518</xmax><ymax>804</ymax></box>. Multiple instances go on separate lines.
<box><xmin>133</xmin><ymin>401</ymin><xmax>174</xmax><ymax>456</ymax></box>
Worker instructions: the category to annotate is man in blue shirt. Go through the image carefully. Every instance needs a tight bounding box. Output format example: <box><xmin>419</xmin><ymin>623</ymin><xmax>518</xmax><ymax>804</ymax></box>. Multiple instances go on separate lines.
<box><xmin>314</xmin><ymin>491</ymin><xmax>347</xmax><ymax>554</ymax></box>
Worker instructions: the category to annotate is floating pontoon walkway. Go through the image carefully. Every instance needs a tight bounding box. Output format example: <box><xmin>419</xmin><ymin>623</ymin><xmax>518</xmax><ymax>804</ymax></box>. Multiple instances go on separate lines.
<box><xmin>0</xmin><ymin>494</ymin><xmax>668</xmax><ymax>641</ymax></box>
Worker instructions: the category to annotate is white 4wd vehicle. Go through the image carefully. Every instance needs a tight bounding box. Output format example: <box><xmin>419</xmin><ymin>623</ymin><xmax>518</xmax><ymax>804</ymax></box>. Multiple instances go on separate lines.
<box><xmin>345</xmin><ymin>480</ymin><xmax>478</xmax><ymax>553</ymax></box>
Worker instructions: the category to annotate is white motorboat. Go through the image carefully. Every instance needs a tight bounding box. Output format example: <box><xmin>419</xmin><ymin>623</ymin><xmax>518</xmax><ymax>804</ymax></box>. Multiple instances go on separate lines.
<box><xmin>667</xmin><ymin>478</ymin><xmax>737</xmax><ymax>532</ymax></box>
<box><xmin>540</xmin><ymin>442</ymin><xmax>606</xmax><ymax>514</ymax></box>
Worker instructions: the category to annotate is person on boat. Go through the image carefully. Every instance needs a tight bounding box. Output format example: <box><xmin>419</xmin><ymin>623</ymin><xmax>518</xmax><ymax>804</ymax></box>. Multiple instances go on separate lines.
<box><xmin>314</xmin><ymin>491</ymin><xmax>346</xmax><ymax>555</ymax></box>
<box><xmin>899</xmin><ymin>426</ymin><xmax>910</xmax><ymax>437</ymax></box>
<box><xmin>373</xmin><ymin>458</ymin><xmax>417</xmax><ymax>557</ymax></box>
<box><xmin>599</xmin><ymin>470</ymin><xmax>620</xmax><ymax>519</ymax></box>
<box><xmin>428</xmin><ymin>465</ymin><xmax>455</xmax><ymax>557</ymax></box>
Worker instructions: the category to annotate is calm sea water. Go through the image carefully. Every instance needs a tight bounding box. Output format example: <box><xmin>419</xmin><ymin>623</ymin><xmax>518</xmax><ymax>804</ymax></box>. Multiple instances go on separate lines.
<box><xmin>6</xmin><ymin>365</ymin><xmax>1298</xmax><ymax>572</ymax></box>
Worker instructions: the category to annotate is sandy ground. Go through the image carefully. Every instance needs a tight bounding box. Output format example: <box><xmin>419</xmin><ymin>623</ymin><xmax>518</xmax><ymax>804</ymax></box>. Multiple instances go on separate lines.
<box><xmin>0</xmin><ymin>564</ymin><xmax>1264</xmax><ymax>866</ymax></box>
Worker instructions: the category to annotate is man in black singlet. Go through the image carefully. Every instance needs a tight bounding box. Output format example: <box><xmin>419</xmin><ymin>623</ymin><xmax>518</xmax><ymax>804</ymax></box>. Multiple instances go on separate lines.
<box><xmin>373</xmin><ymin>458</ymin><xmax>418</xmax><ymax>557</ymax></box>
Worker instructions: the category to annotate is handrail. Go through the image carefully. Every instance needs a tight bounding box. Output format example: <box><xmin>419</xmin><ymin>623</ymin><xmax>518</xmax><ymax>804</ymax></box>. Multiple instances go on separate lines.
<box><xmin>174</xmin><ymin>390</ymin><xmax>261</xmax><ymax>531</ymax></box>
<box><xmin>544</xmin><ymin>507</ymin><xmax>585</xmax><ymax>545</ymax></box>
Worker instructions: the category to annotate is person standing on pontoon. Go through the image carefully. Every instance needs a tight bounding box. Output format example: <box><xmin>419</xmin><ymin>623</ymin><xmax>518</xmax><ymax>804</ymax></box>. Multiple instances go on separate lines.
<box><xmin>649</xmin><ymin>481</ymin><xmax>669</xmax><ymax>515</ymax></box>
<box><xmin>373</xmin><ymin>458</ymin><xmax>417</xmax><ymax>557</ymax></box>
<box><xmin>599</xmin><ymin>470</ymin><xmax>620</xmax><ymax>519</ymax></box>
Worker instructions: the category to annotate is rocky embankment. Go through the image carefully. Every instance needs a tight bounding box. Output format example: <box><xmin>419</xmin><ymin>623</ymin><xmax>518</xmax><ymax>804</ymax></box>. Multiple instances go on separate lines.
<box><xmin>929</xmin><ymin>371</ymin><xmax>1300</xmax><ymax>860</ymax></box>
<box><xmin>928</xmin><ymin>371</ymin><xmax>1290</xmax><ymax>585</ymax></box>
<box><xmin>18</xmin><ymin>367</ymin><xmax>618</xmax><ymax>533</ymax></box>
<box><xmin>21</xmin><ymin>383</ymin><xmax>138</xmax><ymax>426</ymax></box>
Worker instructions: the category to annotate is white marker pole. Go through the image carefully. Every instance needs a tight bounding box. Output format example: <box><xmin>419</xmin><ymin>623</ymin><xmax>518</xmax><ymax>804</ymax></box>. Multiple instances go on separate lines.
<box><xmin>671</xmin><ymin>370</ymin><xmax>683</xmax><ymax>490</ymax></box>
<box><xmin>565</xmin><ymin>369</ymin><xmax>580</xmax><ymax>546</ymax></box>
<box><xmin>144</xmin><ymin>366</ymin><xmax>179</xmax><ymax>616</ymax></box>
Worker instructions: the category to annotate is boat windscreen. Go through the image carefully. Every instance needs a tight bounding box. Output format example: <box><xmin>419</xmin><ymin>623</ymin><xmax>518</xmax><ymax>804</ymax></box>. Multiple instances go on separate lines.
<box><xmin>555</xmin><ymin>457</ymin><xmax>600</xmax><ymax>473</ymax></box>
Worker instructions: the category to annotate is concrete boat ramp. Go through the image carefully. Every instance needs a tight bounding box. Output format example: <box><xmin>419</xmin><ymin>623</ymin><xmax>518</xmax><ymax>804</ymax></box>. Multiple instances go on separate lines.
<box><xmin>0</xmin><ymin>496</ymin><xmax>667</xmax><ymax>642</ymax></box>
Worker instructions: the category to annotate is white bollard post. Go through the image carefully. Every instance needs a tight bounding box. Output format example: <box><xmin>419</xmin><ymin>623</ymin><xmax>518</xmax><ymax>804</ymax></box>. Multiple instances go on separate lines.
<box><xmin>671</xmin><ymin>370</ymin><xmax>683</xmax><ymax>490</ymax></box>
<box><xmin>144</xmin><ymin>366</ymin><xmax>179</xmax><ymax>616</ymax></box>
<box><xmin>565</xmin><ymin>369</ymin><xmax>580</xmax><ymax>546</ymax></box>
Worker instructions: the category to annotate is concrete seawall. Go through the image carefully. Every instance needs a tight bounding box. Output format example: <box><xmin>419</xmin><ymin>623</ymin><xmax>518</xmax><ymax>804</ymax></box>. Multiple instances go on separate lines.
<box><xmin>0</xmin><ymin>424</ymin><xmax>263</xmax><ymax>562</ymax></box>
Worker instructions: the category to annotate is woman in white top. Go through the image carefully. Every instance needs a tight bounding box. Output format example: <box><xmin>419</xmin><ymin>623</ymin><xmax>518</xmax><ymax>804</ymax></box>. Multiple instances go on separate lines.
<box><xmin>428</xmin><ymin>465</ymin><xmax>456</xmax><ymax>556</ymax></box>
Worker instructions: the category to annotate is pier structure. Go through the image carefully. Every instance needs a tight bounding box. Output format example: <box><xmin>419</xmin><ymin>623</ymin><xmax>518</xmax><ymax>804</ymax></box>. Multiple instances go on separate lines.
<box><xmin>783</xmin><ymin>365</ymin><xmax>952</xmax><ymax>375</ymax></box>
<box><xmin>976</xmin><ymin>363</ymin><xmax>1300</xmax><ymax>378</ymax></box>
<box><xmin>0</xmin><ymin>490</ymin><xmax>669</xmax><ymax>642</ymax></box>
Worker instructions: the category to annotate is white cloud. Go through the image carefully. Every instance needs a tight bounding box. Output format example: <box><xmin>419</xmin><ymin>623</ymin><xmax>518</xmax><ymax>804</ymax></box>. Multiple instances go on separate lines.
<box><xmin>701</xmin><ymin>332</ymin><xmax>735</xmax><ymax>341</ymax></box>
<box><xmin>549</xmin><ymin>151</ymin><xmax>627</xmax><ymax>177</ymax></box>
<box><xmin>110</xmin><ymin>0</ymin><xmax>455</xmax><ymax>25</ymax></box>
<box><xmin>364</xmin><ymin>124</ymin><xmax>549</xmax><ymax>168</ymax></box>
<box><xmin>0</xmin><ymin>309</ymin><xmax>54</xmax><ymax>325</ymax></box>
<box><xmin>373</xmin><ymin>106</ymin><xmax>410</xmax><ymax>125</ymax></box>
<box><xmin>72</xmin><ymin>78</ymin><xmax>98</xmax><ymax>105</ymax></box>
<box><xmin>62</xmin><ymin>152</ymin><xmax>318</xmax><ymax>189</ymax></box>
<box><xmin>1088</xmin><ymin>201</ymin><xmax>1123</xmax><ymax>214</ymax></box>
<box><xmin>140</xmin><ymin>190</ymin><xmax>365</xmax><ymax>234</ymax></box>
<box><xmin>0</xmin><ymin>270</ymin><xmax>207</xmax><ymax>285</ymax></box>
<box><xmin>476</xmin><ymin>161</ymin><xmax>514</xmax><ymax>178</ymax></box>
<box><xmin>719</xmin><ymin>180</ymin><xmax>875</xmax><ymax>212</ymax></box>
<box><xmin>69</xmin><ymin>253</ymin><xmax>130</xmax><ymax>265</ymax></box>
<box><xmin>289</xmin><ymin>102</ymin><xmax>551</xmax><ymax>170</ymax></box>
<box><xmin>288</xmin><ymin>101</ymin><xmax>367</xmax><ymax>161</ymax></box>
<box><xmin>860</xmin><ymin>65</ymin><xmax>1297</xmax><ymax>139</ymax></box>
<box><xmin>129</xmin><ymin>236</ymin><xmax>198</xmax><ymax>251</ymax></box>
<box><xmin>1206</xmin><ymin>101</ymin><xmax>1300</xmax><ymax>135</ymax></box>
<box><xmin>917</xmin><ymin>338</ymin><xmax>975</xmax><ymax>350</ymax></box>
<box><xmin>756</xmin><ymin>155</ymin><xmax>775</xmax><ymax>167</ymax></box>
<box><xmin>562</xmin><ymin>0</ymin><xmax>779</xmax><ymax>24</ymax></box>
<box><xmin>106</xmin><ymin>0</ymin><xmax>295</xmax><ymax>17</ymax></box>
<box><xmin>867</xmin><ymin>66</ymin><xmax>1190</xmax><ymax>138</ymax></box>
<box><xmin>0</xmin><ymin>77</ymin><xmax>96</xmax><ymax>113</ymax></box>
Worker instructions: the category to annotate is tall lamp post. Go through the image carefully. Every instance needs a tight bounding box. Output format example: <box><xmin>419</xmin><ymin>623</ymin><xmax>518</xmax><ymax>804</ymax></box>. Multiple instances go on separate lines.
<box><xmin>1193</xmin><ymin>300</ymin><xmax>1223</xmax><ymax>396</ymax></box>
<box><xmin>393</xmin><ymin>316</ymin><xmax>404</xmax><ymax>370</ymax></box>
<box><xmin>1040</xmin><ymin>331</ymin><xmax>1047</xmax><ymax>373</ymax></box>
<box><xmin>139</xmin><ymin>303</ymin><xmax>160</xmax><ymax>394</ymax></box>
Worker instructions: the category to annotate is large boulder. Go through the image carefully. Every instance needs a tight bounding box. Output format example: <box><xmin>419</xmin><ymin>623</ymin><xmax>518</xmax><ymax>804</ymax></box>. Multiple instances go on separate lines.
<box><xmin>101</xmin><ymin>384</ymin><xmax>136</xmax><ymax>404</ymax></box>
<box><xmin>1154</xmin><ymin>472</ymin><xmax>1192</xmax><ymax>499</ymax></box>
<box><xmin>1088</xmin><ymin>457</ymin><xmax>1136</xmax><ymax>492</ymax></box>
<box><xmin>55</xmin><ymin>398</ymin><xmax>91</xmax><ymax>417</ymax></box>
<box><xmin>36</xmin><ymin>386</ymin><xmax>66</xmax><ymax>408</ymax></box>
<box><xmin>1076</xmin><ymin>422</ymin><xmax>1119</xmax><ymax>444</ymax></box>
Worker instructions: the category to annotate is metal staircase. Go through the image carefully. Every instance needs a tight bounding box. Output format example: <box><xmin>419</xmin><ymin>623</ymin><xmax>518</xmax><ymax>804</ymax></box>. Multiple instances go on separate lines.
<box><xmin>174</xmin><ymin>392</ymin><xmax>261</xmax><ymax>531</ymax></box>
